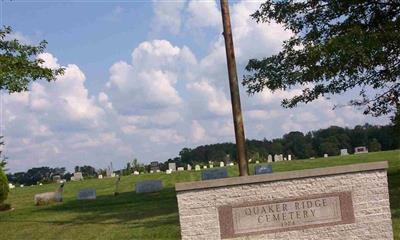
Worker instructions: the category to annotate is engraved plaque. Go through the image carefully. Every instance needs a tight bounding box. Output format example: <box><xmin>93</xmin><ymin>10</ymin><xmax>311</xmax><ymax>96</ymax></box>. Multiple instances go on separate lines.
<box><xmin>218</xmin><ymin>192</ymin><xmax>354</xmax><ymax>238</ymax></box>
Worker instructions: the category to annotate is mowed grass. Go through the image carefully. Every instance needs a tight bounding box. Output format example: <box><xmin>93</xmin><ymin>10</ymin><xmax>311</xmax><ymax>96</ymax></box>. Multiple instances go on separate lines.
<box><xmin>0</xmin><ymin>150</ymin><xmax>399</xmax><ymax>240</ymax></box>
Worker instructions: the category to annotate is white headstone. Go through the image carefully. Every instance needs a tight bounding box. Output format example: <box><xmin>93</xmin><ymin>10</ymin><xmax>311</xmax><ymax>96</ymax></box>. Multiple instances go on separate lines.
<box><xmin>177</xmin><ymin>167</ymin><xmax>184</xmax><ymax>171</ymax></box>
<box><xmin>340</xmin><ymin>149</ymin><xmax>349</xmax><ymax>156</ymax></box>
<box><xmin>133</xmin><ymin>171</ymin><xmax>139</xmax><ymax>175</ymax></box>
<box><xmin>267</xmin><ymin>155</ymin><xmax>272</xmax><ymax>163</ymax></box>
<box><xmin>150</xmin><ymin>170</ymin><xmax>154</xmax><ymax>173</ymax></box>
<box><xmin>20</xmin><ymin>185</ymin><xmax>24</xmax><ymax>188</ymax></box>
<box><xmin>187</xmin><ymin>164</ymin><xmax>192</xmax><ymax>171</ymax></box>
<box><xmin>166</xmin><ymin>169</ymin><xmax>172</xmax><ymax>174</ymax></box>
<box><xmin>283</xmin><ymin>157</ymin><xmax>287</xmax><ymax>161</ymax></box>
<box><xmin>324</xmin><ymin>153</ymin><xmax>328</xmax><ymax>158</ymax></box>
<box><xmin>98</xmin><ymin>175</ymin><xmax>103</xmax><ymax>179</ymax></box>
<box><xmin>168</xmin><ymin>162</ymin><xmax>176</xmax><ymax>171</ymax></box>
<box><xmin>229</xmin><ymin>163</ymin><xmax>234</xmax><ymax>166</ymax></box>
<box><xmin>156</xmin><ymin>170</ymin><xmax>160</xmax><ymax>173</ymax></box>
<box><xmin>73</xmin><ymin>172</ymin><xmax>83</xmax><ymax>181</ymax></box>
<box><xmin>220</xmin><ymin>161</ymin><xmax>225</xmax><ymax>167</ymax></box>
<box><xmin>203</xmin><ymin>166</ymin><xmax>207</xmax><ymax>169</ymax></box>
<box><xmin>256</xmin><ymin>160</ymin><xmax>260</xmax><ymax>164</ymax></box>
<box><xmin>209</xmin><ymin>164</ymin><xmax>214</xmax><ymax>168</ymax></box>
<box><xmin>288</xmin><ymin>154</ymin><xmax>292</xmax><ymax>161</ymax></box>
<box><xmin>195</xmin><ymin>165</ymin><xmax>201</xmax><ymax>171</ymax></box>
<box><xmin>8</xmin><ymin>183</ymin><xmax>15</xmax><ymax>189</ymax></box>
<box><xmin>111</xmin><ymin>173</ymin><xmax>116</xmax><ymax>178</ymax></box>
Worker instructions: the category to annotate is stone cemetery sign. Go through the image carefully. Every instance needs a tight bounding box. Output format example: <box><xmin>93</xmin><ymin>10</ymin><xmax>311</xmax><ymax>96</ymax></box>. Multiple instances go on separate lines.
<box><xmin>218</xmin><ymin>192</ymin><xmax>354</xmax><ymax>238</ymax></box>
<box><xmin>136</xmin><ymin>180</ymin><xmax>163</xmax><ymax>193</ymax></box>
<box><xmin>77</xmin><ymin>188</ymin><xmax>96</xmax><ymax>200</ymax></box>
<box><xmin>255</xmin><ymin>165</ymin><xmax>272</xmax><ymax>175</ymax></box>
<box><xmin>202</xmin><ymin>168</ymin><xmax>228</xmax><ymax>181</ymax></box>
<box><xmin>176</xmin><ymin>162</ymin><xmax>393</xmax><ymax>239</ymax></box>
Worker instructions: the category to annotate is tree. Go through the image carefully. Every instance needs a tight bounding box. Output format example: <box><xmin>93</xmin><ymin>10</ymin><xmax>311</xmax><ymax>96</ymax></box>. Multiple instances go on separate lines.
<box><xmin>0</xmin><ymin>26</ymin><xmax>64</xmax><ymax>93</ymax></box>
<box><xmin>368</xmin><ymin>138</ymin><xmax>382</xmax><ymax>152</ymax></box>
<box><xmin>243</xmin><ymin>1</ymin><xmax>400</xmax><ymax>117</ymax></box>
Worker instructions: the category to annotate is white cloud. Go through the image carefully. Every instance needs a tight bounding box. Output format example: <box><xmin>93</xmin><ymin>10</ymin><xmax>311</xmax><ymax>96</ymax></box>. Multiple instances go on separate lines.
<box><xmin>191</xmin><ymin>120</ymin><xmax>206</xmax><ymax>143</ymax></box>
<box><xmin>186</xmin><ymin>0</ymin><xmax>220</xmax><ymax>28</ymax></box>
<box><xmin>151</xmin><ymin>0</ymin><xmax>186</xmax><ymax>35</ymax></box>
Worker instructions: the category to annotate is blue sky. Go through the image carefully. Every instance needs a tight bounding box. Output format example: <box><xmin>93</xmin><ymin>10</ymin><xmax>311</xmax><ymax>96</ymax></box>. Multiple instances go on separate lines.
<box><xmin>1</xmin><ymin>0</ymin><xmax>390</xmax><ymax>173</ymax></box>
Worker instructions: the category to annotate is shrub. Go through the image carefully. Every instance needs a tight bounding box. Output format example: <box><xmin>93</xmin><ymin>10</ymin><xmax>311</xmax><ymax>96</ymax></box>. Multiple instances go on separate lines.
<box><xmin>0</xmin><ymin>167</ymin><xmax>9</xmax><ymax>204</ymax></box>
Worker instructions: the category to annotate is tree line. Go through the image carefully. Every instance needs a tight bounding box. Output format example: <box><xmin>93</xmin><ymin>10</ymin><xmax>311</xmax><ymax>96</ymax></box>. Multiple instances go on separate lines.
<box><xmin>173</xmin><ymin>124</ymin><xmax>399</xmax><ymax>166</ymax></box>
<box><xmin>6</xmin><ymin>123</ymin><xmax>399</xmax><ymax>186</ymax></box>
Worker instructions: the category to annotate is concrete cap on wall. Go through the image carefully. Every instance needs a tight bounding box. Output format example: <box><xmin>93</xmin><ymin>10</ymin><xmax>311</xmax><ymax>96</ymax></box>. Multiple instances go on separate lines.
<box><xmin>175</xmin><ymin>161</ymin><xmax>388</xmax><ymax>192</ymax></box>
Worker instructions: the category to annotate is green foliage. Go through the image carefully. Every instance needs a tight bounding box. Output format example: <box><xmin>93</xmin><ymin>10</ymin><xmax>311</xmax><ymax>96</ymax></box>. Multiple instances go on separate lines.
<box><xmin>172</xmin><ymin>124</ymin><xmax>398</xmax><ymax>164</ymax></box>
<box><xmin>243</xmin><ymin>1</ymin><xmax>400</xmax><ymax>117</ymax></box>
<box><xmin>0</xmin><ymin>167</ymin><xmax>9</xmax><ymax>204</ymax></box>
<box><xmin>369</xmin><ymin>138</ymin><xmax>382</xmax><ymax>152</ymax></box>
<box><xmin>0</xmin><ymin>26</ymin><xmax>64</xmax><ymax>93</ymax></box>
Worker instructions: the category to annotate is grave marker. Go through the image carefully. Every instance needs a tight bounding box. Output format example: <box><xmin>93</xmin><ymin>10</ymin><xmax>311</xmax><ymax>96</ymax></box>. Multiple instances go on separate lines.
<box><xmin>201</xmin><ymin>168</ymin><xmax>228</xmax><ymax>181</ymax></box>
<box><xmin>135</xmin><ymin>180</ymin><xmax>163</xmax><ymax>193</ymax></box>
<box><xmin>77</xmin><ymin>188</ymin><xmax>96</xmax><ymax>200</ymax></box>
<box><xmin>255</xmin><ymin>164</ymin><xmax>273</xmax><ymax>175</ymax></box>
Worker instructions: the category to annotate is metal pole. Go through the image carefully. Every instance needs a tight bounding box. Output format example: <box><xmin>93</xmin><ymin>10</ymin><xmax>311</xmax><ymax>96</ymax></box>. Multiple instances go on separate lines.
<box><xmin>220</xmin><ymin>0</ymin><xmax>248</xmax><ymax>176</ymax></box>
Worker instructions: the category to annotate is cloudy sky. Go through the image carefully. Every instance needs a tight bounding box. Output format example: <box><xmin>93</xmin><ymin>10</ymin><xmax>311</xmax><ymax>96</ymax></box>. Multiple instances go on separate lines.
<box><xmin>1</xmin><ymin>0</ymin><xmax>389</xmax><ymax>173</ymax></box>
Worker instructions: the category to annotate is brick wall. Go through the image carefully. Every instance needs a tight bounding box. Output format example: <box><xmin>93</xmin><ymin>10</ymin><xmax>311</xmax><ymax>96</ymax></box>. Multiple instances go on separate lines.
<box><xmin>176</xmin><ymin>168</ymin><xmax>393</xmax><ymax>240</ymax></box>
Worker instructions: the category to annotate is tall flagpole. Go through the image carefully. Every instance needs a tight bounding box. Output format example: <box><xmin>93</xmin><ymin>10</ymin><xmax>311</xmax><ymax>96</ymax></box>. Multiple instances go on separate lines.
<box><xmin>220</xmin><ymin>0</ymin><xmax>249</xmax><ymax>176</ymax></box>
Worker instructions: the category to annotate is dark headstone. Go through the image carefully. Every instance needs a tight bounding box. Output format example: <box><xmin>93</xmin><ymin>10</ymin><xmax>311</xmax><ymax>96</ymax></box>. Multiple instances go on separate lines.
<box><xmin>202</xmin><ymin>168</ymin><xmax>228</xmax><ymax>181</ymax></box>
<box><xmin>255</xmin><ymin>164</ymin><xmax>273</xmax><ymax>175</ymax></box>
<box><xmin>135</xmin><ymin>180</ymin><xmax>163</xmax><ymax>193</ymax></box>
<box><xmin>77</xmin><ymin>188</ymin><xmax>96</xmax><ymax>200</ymax></box>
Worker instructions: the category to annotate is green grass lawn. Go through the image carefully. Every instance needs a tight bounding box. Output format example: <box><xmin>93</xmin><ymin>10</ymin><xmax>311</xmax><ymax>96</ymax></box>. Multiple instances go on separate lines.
<box><xmin>1</xmin><ymin>150</ymin><xmax>399</xmax><ymax>240</ymax></box>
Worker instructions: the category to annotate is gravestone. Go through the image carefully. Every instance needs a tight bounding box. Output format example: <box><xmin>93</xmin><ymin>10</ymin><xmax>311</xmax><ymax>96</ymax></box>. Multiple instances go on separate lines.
<box><xmin>195</xmin><ymin>165</ymin><xmax>201</xmax><ymax>171</ymax></box>
<box><xmin>168</xmin><ymin>162</ymin><xmax>176</xmax><ymax>171</ymax></box>
<box><xmin>135</xmin><ymin>180</ymin><xmax>163</xmax><ymax>193</ymax></box>
<box><xmin>354</xmin><ymin>146</ymin><xmax>368</xmax><ymax>154</ymax></box>
<box><xmin>340</xmin><ymin>149</ymin><xmax>349</xmax><ymax>156</ymax></box>
<box><xmin>150</xmin><ymin>170</ymin><xmax>154</xmax><ymax>173</ymax></box>
<box><xmin>288</xmin><ymin>154</ymin><xmax>292</xmax><ymax>161</ymax></box>
<box><xmin>203</xmin><ymin>166</ymin><xmax>208</xmax><ymax>169</ymax></box>
<box><xmin>228</xmin><ymin>163</ymin><xmax>234</xmax><ymax>166</ymax></box>
<box><xmin>156</xmin><ymin>170</ymin><xmax>160</xmax><ymax>173</ymax></box>
<box><xmin>8</xmin><ymin>183</ymin><xmax>15</xmax><ymax>189</ymax></box>
<box><xmin>255</xmin><ymin>160</ymin><xmax>260</xmax><ymax>164</ymax></box>
<box><xmin>187</xmin><ymin>164</ymin><xmax>192</xmax><ymax>171</ymax></box>
<box><xmin>52</xmin><ymin>175</ymin><xmax>61</xmax><ymax>183</ymax></box>
<box><xmin>324</xmin><ymin>153</ymin><xmax>328</xmax><ymax>158</ymax></box>
<box><xmin>220</xmin><ymin>161</ymin><xmax>225</xmax><ymax>167</ymax></box>
<box><xmin>273</xmin><ymin>154</ymin><xmax>278</xmax><ymax>162</ymax></box>
<box><xmin>133</xmin><ymin>171</ymin><xmax>139</xmax><ymax>175</ymax></box>
<box><xmin>98</xmin><ymin>174</ymin><xmax>103</xmax><ymax>179</ymax></box>
<box><xmin>283</xmin><ymin>157</ymin><xmax>287</xmax><ymax>161</ymax></box>
<box><xmin>150</xmin><ymin>161</ymin><xmax>160</xmax><ymax>172</ymax></box>
<box><xmin>77</xmin><ymin>188</ymin><xmax>96</xmax><ymax>200</ymax></box>
<box><xmin>73</xmin><ymin>172</ymin><xmax>83</xmax><ymax>181</ymax></box>
<box><xmin>209</xmin><ymin>164</ymin><xmax>214</xmax><ymax>168</ymax></box>
<box><xmin>177</xmin><ymin>167</ymin><xmax>184</xmax><ymax>171</ymax></box>
<box><xmin>255</xmin><ymin>164</ymin><xmax>273</xmax><ymax>175</ymax></box>
<box><xmin>166</xmin><ymin>169</ymin><xmax>172</xmax><ymax>174</ymax></box>
<box><xmin>279</xmin><ymin>154</ymin><xmax>284</xmax><ymax>161</ymax></box>
<box><xmin>267</xmin><ymin>155</ymin><xmax>272</xmax><ymax>163</ymax></box>
<box><xmin>201</xmin><ymin>168</ymin><xmax>228</xmax><ymax>181</ymax></box>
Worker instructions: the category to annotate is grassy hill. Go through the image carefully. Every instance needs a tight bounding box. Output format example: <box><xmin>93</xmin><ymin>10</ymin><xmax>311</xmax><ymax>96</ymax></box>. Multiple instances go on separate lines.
<box><xmin>1</xmin><ymin>150</ymin><xmax>399</xmax><ymax>240</ymax></box>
